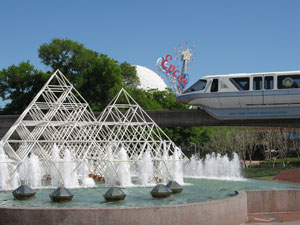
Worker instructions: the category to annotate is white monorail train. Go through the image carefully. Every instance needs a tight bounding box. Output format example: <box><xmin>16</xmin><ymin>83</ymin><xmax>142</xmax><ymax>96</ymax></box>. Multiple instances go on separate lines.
<box><xmin>176</xmin><ymin>71</ymin><xmax>300</xmax><ymax>120</ymax></box>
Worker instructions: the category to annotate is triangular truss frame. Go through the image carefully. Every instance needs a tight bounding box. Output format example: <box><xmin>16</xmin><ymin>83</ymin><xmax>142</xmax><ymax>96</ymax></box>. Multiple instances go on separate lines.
<box><xmin>91</xmin><ymin>88</ymin><xmax>182</xmax><ymax>180</ymax></box>
<box><xmin>1</xmin><ymin>70</ymin><xmax>97</xmax><ymax>180</ymax></box>
<box><xmin>1</xmin><ymin>70</ymin><xmax>184</xmax><ymax>186</ymax></box>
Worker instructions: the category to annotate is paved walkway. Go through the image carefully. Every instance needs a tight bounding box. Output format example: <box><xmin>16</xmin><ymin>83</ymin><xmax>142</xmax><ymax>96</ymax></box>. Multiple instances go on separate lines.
<box><xmin>241</xmin><ymin>212</ymin><xmax>300</xmax><ymax>225</ymax></box>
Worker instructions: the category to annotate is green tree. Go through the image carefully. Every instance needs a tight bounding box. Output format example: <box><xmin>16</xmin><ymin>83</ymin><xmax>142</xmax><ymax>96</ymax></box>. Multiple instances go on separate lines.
<box><xmin>38</xmin><ymin>38</ymin><xmax>123</xmax><ymax>111</ymax></box>
<box><xmin>126</xmin><ymin>88</ymin><xmax>162</xmax><ymax>110</ymax></box>
<box><xmin>81</xmin><ymin>55</ymin><xmax>123</xmax><ymax>110</ymax></box>
<box><xmin>0</xmin><ymin>62</ymin><xmax>49</xmax><ymax>114</ymax></box>
<box><xmin>120</xmin><ymin>62</ymin><xmax>139</xmax><ymax>87</ymax></box>
<box><xmin>38</xmin><ymin>38</ymin><xmax>98</xmax><ymax>75</ymax></box>
<box><xmin>204</xmin><ymin>127</ymin><xmax>245</xmax><ymax>156</ymax></box>
<box><xmin>124</xmin><ymin>88</ymin><xmax>188</xmax><ymax>111</ymax></box>
<box><xmin>163</xmin><ymin>126</ymin><xmax>210</xmax><ymax>149</ymax></box>
<box><xmin>151</xmin><ymin>90</ymin><xmax>188</xmax><ymax>110</ymax></box>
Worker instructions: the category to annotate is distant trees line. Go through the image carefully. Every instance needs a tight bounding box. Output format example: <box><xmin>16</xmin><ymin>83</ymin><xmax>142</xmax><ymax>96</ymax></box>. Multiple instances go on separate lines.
<box><xmin>198</xmin><ymin>127</ymin><xmax>300</xmax><ymax>168</ymax></box>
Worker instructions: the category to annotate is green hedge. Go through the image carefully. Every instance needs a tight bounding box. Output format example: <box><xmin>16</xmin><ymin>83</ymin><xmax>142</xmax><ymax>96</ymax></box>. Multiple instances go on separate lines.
<box><xmin>249</xmin><ymin>157</ymin><xmax>300</xmax><ymax>169</ymax></box>
<box><xmin>242</xmin><ymin>167</ymin><xmax>292</xmax><ymax>178</ymax></box>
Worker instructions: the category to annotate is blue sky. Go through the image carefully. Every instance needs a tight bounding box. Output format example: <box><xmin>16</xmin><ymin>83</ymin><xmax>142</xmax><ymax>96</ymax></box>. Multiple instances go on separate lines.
<box><xmin>1</xmin><ymin>0</ymin><xmax>300</xmax><ymax>89</ymax></box>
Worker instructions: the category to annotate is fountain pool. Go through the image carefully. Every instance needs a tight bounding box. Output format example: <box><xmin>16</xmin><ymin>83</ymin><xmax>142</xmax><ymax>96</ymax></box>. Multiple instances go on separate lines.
<box><xmin>1</xmin><ymin>178</ymin><xmax>300</xmax><ymax>208</ymax></box>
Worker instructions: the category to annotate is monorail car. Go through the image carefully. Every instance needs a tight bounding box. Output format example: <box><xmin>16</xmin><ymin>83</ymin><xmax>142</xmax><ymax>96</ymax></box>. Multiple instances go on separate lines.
<box><xmin>176</xmin><ymin>71</ymin><xmax>300</xmax><ymax>120</ymax></box>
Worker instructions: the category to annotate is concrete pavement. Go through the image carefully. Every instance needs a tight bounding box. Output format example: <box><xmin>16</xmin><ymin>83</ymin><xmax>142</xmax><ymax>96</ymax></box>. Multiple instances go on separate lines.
<box><xmin>241</xmin><ymin>212</ymin><xmax>300</xmax><ymax>224</ymax></box>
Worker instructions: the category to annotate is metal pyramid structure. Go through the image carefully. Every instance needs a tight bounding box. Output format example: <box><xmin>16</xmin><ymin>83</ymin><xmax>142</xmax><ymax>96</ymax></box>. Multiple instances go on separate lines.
<box><xmin>1</xmin><ymin>69</ymin><xmax>97</xmax><ymax>178</ymax></box>
<box><xmin>93</xmin><ymin>88</ymin><xmax>182</xmax><ymax>180</ymax></box>
<box><xmin>1</xmin><ymin>70</ymin><xmax>184</xmax><ymax>187</ymax></box>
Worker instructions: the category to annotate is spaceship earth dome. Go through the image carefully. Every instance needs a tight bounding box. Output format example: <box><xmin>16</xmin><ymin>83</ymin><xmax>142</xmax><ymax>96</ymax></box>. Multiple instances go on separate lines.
<box><xmin>135</xmin><ymin>65</ymin><xmax>168</xmax><ymax>91</ymax></box>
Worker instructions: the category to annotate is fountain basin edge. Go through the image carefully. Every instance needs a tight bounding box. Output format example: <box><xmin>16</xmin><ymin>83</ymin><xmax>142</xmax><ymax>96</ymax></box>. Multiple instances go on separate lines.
<box><xmin>3</xmin><ymin>189</ymin><xmax>300</xmax><ymax>225</ymax></box>
<box><xmin>0</xmin><ymin>191</ymin><xmax>248</xmax><ymax>225</ymax></box>
<box><xmin>245</xmin><ymin>189</ymin><xmax>300</xmax><ymax>213</ymax></box>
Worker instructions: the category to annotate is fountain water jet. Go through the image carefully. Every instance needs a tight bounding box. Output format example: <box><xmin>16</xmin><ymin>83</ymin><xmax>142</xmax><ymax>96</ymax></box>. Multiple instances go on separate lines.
<box><xmin>62</xmin><ymin>149</ymin><xmax>79</xmax><ymax>188</ymax></box>
<box><xmin>117</xmin><ymin>147</ymin><xmax>132</xmax><ymax>187</ymax></box>
<box><xmin>184</xmin><ymin>152</ymin><xmax>243</xmax><ymax>180</ymax></box>
<box><xmin>0</xmin><ymin>141</ymin><xmax>10</xmax><ymax>189</ymax></box>
<box><xmin>104</xmin><ymin>145</ymin><xmax>117</xmax><ymax>185</ymax></box>
<box><xmin>80</xmin><ymin>160</ymin><xmax>95</xmax><ymax>188</ymax></box>
<box><xmin>19</xmin><ymin>153</ymin><xmax>42</xmax><ymax>188</ymax></box>
<box><xmin>137</xmin><ymin>150</ymin><xmax>154</xmax><ymax>186</ymax></box>
<box><xmin>10</xmin><ymin>165</ymin><xmax>19</xmax><ymax>189</ymax></box>
<box><xmin>161</xmin><ymin>149</ymin><xmax>170</xmax><ymax>183</ymax></box>
<box><xmin>51</xmin><ymin>144</ymin><xmax>61</xmax><ymax>187</ymax></box>
<box><xmin>172</xmin><ymin>148</ymin><xmax>184</xmax><ymax>185</ymax></box>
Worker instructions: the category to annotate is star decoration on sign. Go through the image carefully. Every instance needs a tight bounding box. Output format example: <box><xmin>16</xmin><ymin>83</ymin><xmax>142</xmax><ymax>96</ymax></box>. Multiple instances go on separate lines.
<box><xmin>174</xmin><ymin>41</ymin><xmax>196</xmax><ymax>70</ymax></box>
<box><xmin>181</xmin><ymin>48</ymin><xmax>192</xmax><ymax>60</ymax></box>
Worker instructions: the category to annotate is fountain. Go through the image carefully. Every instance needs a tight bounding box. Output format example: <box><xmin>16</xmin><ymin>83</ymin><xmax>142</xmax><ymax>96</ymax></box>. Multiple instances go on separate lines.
<box><xmin>103</xmin><ymin>187</ymin><xmax>127</xmax><ymax>202</ymax></box>
<box><xmin>151</xmin><ymin>184</ymin><xmax>172</xmax><ymax>198</ymax></box>
<box><xmin>0</xmin><ymin>144</ymin><xmax>244</xmax><ymax>190</ymax></box>
<box><xmin>184</xmin><ymin>152</ymin><xmax>243</xmax><ymax>180</ymax></box>
<box><xmin>166</xmin><ymin>181</ymin><xmax>183</xmax><ymax>193</ymax></box>
<box><xmin>0</xmin><ymin>141</ymin><xmax>10</xmax><ymax>189</ymax></box>
<box><xmin>104</xmin><ymin>145</ymin><xmax>117</xmax><ymax>185</ymax></box>
<box><xmin>48</xmin><ymin>145</ymin><xmax>81</xmax><ymax>188</ymax></box>
<box><xmin>172</xmin><ymin>147</ymin><xmax>184</xmax><ymax>184</ymax></box>
<box><xmin>49</xmin><ymin>186</ymin><xmax>74</xmax><ymax>202</ymax></box>
<box><xmin>161</xmin><ymin>148</ymin><xmax>171</xmax><ymax>183</ymax></box>
<box><xmin>80</xmin><ymin>160</ymin><xmax>95</xmax><ymax>188</ymax></box>
<box><xmin>50</xmin><ymin>143</ymin><xmax>61</xmax><ymax>187</ymax></box>
<box><xmin>0</xmin><ymin>71</ymin><xmax>196</xmax><ymax>190</ymax></box>
<box><xmin>0</xmin><ymin>71</ymin><xmax>244</xmax><ymax>190</ymax></box>
<box><xmin>19</xmin><ymin>153</ymin><xmax>42</xmax><ymax>188</ymax></box>
<box><xmin>137</xmin><ymin>149</ymin><xmax>154</xmax><ymax>186</ymax></box>
<box><xmin>62</xmin><ymin>149</ymin><xmax>79</xmax><ymax>188</ymax></box>
<box><xmin>0</xmin><ymin>70</ymin><xmax>300</xmax><ymax>225</ymax></box>
<box><xmin>117</xmin><ymin>147</ymin><xmax>133</xmax><ymax>187</ymax></box>
<box><xmin>12</xmin><ymin>184</ymin><xmax>36</xmax><ymax>200</ymax></box>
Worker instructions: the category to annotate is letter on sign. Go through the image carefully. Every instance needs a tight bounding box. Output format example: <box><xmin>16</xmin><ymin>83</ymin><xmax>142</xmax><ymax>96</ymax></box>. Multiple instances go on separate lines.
<box><xmin>161</xmin><ymin>55</ymin><xmax>172</xmax><ymax>69</ymax></box>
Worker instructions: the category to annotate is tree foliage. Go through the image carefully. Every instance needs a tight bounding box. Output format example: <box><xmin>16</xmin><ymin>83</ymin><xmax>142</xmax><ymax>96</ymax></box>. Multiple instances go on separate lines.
<box><xmin>37</xmin><ymin>38</ymin><xmax>146</xmax><ymax>110</ymax></box>
<box><xmin>38</xmin><ymin>38</ymin><xmax>99</xmax><ymax>77</ymax></box>
<box><xmin>120</xmin><ymin>62</ymin><xmax>139</xmax><ymax>88</ymax></box>
<box><xmin>80</xmin><ymin>54</ymin><xmax>123</xmax><ymax>110</ymax></box>
<box><xmin>38</xmin><ymin>38</ymin><xmax>126</xmax><ymax>110</ymax></box>
<box><xmin>125</xmin><ymin>88</ymin><xmax>188</xmax><ymax>110</ymax></box>
<box><xmin>163</xmin><ymin>126</ymin><xmax>210</xmax><ymax>149</ymax></box>
<box><xmin>0</xmin><ymin>62</ymin><xmax>49</xmax><ymax>114</ymax></box>
<box><xmin>203</xmin><ymin>127</ymin><xmax>259</xmax><ymax>163</ymax></box>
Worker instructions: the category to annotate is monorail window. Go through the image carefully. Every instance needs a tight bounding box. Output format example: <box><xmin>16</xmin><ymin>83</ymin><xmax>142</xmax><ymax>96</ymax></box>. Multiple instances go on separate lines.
<box><xmin>185</xmin><ymin>79</ymin><xmax>207</xmax><ymax>93</ymax></box>
<box><xmin>264</xmin><ymin>76</ymin><xmax>273</xmax><ymax>89</ymax></box>
<box><xmin>230</xmin><ymin>77</ymin><xmax>249</xmax><ymax>91</ymax></box>
<box><xmin>278</xmin><ymin>75</ymin><xmax>300</xmax><ymax>89</ymax></box>
<box><xmin>211</xmin><ymin>79</ymin><xmax>218</xmax><ymax>92</ymax></box>
<box><xmin>253</xmin><ymin>77</ymin><xmax>262</xmax><ymax>90</ymax></box>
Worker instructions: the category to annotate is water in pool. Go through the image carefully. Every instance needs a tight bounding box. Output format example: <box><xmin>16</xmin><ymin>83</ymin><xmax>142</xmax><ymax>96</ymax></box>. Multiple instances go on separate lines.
<box><xmin>0</xmin><ymin>178</ymin><xmax>299</xmax><ymax>208</ymax></box>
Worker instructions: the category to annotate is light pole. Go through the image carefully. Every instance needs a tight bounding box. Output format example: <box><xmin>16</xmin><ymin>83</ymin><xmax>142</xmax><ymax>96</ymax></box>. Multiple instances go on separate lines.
<box><xmin>189</xmin><ymin>142</ymin><xmax>197</xmax><ymax>155</ymax></box>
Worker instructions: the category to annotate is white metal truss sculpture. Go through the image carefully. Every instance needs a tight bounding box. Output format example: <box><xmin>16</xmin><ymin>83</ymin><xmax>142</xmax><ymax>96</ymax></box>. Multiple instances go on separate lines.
<box><xmin>92</xmin><ymin>88</ymin><xmax>184</xmax><ymax>181</ymax></box>
<box><xmin>1</xmin><ymin>69</ymin><xmax>97</xmax><ymax>184</ymax></box>
<box><xmin>0</xmin><ymin>70</ymin><xmax>184</xmax><ymax>187</ymax></box>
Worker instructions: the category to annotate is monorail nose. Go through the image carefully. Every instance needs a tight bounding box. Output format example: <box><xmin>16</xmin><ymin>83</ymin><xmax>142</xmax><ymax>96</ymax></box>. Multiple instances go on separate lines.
<box><xmin>176</xmin><ymin>95</ymin><xmax>189</xmax><ymax>104</ymax></box>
